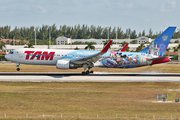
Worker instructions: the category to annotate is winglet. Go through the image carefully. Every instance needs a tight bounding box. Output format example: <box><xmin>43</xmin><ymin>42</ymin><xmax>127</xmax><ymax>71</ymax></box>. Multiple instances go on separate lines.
<box><xmin>121</xmin><ymin>43</ymin><xmax>129</xmax><ymax>52</ymax></box>
<box><xmin>100</xmin><ymin>40</ymin><xmax>113</xmax><ymax>53</ymax></box>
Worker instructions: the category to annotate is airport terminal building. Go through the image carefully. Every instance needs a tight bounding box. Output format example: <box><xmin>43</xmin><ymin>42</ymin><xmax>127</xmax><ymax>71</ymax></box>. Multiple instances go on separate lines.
<box><xmin>56</xmin><ymin>36</ymin><xmax>71</xmax><ymax>45</ymax></box>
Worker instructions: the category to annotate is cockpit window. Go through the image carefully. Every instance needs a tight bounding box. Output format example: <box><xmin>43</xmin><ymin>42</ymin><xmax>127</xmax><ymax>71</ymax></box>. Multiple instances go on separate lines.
<box><xmin>10</xmin><ymin>51</ymin><xmax>13</xmax><ymax>54</ymax></box>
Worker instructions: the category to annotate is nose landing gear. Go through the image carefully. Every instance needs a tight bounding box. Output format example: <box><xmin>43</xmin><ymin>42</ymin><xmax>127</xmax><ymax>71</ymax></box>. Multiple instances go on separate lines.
<box><xmin>16</xmin><ymin>63</ymin><xmax>20</xmax><ymax>71</ymax></box>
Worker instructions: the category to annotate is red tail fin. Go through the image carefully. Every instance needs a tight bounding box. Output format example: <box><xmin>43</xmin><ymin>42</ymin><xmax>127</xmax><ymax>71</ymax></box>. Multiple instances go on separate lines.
<box><xmin>100</xmin><ymin>40</ymin><xmax>113</xmax><ymax>53</ymax></box>
<box><xmin>121</xmin><ymin>43</ymin><xmax>129</xmax><ymax>52</ymax></box>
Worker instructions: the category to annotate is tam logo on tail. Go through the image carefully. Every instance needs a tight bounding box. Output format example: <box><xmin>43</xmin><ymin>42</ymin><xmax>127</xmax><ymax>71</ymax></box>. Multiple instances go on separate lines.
<box><xmin>24</xmin><ymin>51</ymin><xmax>55</xmax><ymax>60</ymax></box>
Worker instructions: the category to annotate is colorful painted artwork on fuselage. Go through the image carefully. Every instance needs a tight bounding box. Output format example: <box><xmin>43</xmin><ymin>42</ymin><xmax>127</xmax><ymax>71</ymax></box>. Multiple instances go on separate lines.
<box><xmin>100</xmin><ymin>52</ymin><xmax>141</xmax><ymax>68</ymax></box>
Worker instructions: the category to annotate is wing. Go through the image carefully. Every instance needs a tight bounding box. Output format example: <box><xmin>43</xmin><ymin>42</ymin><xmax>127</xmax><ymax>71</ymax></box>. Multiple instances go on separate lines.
<box><xmin>70</xmin><ymin>40</ymin><xmax>113</xmax><ymax>65</ymax></box>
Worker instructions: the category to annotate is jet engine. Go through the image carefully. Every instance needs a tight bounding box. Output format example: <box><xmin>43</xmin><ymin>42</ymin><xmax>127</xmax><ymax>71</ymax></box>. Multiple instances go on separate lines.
<box><xmin>56</xmin><ymin>59</ymin><xmax>79</xmax><ymax>69</ymax></box>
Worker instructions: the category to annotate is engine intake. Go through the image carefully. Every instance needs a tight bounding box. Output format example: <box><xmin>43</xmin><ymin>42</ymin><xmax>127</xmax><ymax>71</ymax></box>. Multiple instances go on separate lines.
<box><xmin>56</xmin><ymin>59</ymin><xmax>79</xmax><ymax>69</ymax></box>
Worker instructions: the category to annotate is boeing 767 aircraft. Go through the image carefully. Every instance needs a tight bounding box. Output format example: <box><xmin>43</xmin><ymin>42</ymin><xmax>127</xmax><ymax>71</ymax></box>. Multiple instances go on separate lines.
<box><xmin>5</xmin><ymin>27</ymin><xmax>176</xmax><ymax>74</ymax></box>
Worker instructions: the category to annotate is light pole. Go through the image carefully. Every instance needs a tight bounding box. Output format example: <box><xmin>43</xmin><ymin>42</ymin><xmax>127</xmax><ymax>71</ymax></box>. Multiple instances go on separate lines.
<box><xmin>116</xmin><ymin>27</ymin><xmax>117</xmax><ymax>45</ymax></box>
<box><xmin>70</xmin><ymin>36</ymin><xmax>72</xmax><ymax>49</ymax></box>
<box><xmin>48</xmin><ymin>27</ymin><xmax>51</xmax><ymax>49</ymax></box>
<box><xmin>35</xmin><ymin>27</ymin><xmax>39</xmax><ymax>46</ymax></box>
<box><xmin>107</xmin><ymin>27</ymin><xmax>109</xmax><ymax>40</ymax></box>
<box><xmin>13</xmin><ymin>36</ymin><xmax>15</xmax><ymax>46</ymax></box>
<box><xmin>35</xmin><ymin>28</ymin><xmax>36</xmax><ymax>46</ymax></box>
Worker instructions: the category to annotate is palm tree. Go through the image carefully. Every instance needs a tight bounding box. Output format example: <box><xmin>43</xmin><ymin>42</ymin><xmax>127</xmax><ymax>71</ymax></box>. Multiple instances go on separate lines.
<box><xmin>136</xmin><ymin>43</ymin><xmax>145</xmax><ymax>52</ymax></box>
<box><xmin>177</xmin><ymin>44</ymin><xmax>180</xmax><ymax>49</ymax></box>
<box><xmin>74</xmin><ymin>47</ymin><xmax>79</xmax><ymax>50</ymax></box>
<box><xmin>84</xmin><ymin>42</ymin><xmax>95</xmax><ymax>50</ymax></box>
<box><xmin>0</xmin><ymin>41</ymin><xmax>4</xmax><ymax>50</ymax></box>
<box><xmin>27</xmin><ymin>42</ymin><xmax>34</xmax><ymax>48</ymax></box>
<box><xmin>103</xmin><ymin>40</ymin><xmax>113</xmax><ymax>48</ymax></box>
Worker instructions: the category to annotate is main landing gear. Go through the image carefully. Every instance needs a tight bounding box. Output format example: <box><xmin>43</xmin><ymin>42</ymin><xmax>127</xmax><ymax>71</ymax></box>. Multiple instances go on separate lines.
<box><xmin>82</xmin><ymin>70</ymin><xmax>93</xmax><ymax>75</ymax></box>
<box><xmin>82</xmin><ymin>64</ymin><xmax>94</xmax><ymax>75</ymax></box>
<box><xmin>16</xmin><ymin>63</ymin><xmax>20</xmax><ymax>71</ymax></box>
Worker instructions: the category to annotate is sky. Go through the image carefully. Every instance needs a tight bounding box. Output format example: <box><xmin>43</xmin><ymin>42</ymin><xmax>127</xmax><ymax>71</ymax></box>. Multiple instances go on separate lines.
<box><xmin>0</xmin><ymin>0</ymin><xmax>179</xmax><ymax>34</ymax></box>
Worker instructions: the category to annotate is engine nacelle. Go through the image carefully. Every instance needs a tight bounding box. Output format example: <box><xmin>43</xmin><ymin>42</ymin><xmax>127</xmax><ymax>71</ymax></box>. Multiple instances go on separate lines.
<box><xmin>56</xmin><ymin>59</ymin><xmax>79</xmax><ymax>69</ymax></box>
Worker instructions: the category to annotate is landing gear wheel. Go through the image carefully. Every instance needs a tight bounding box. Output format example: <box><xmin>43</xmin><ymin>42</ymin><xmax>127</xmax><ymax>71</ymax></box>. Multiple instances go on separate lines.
<box><xmin>16</xmin><ymin>63</ymin><xmax>20</xmax><ymax>71</ymax></box>
<box><xmin>86</xmin><ymin>70</ymin><xmax>89</xmax><ymax>74</ymax></box>
<box><xmin>82</xmin><ymin>71</ymin><xmax>90</xmax><ymax>75</ymax></box>
<box><xmin>16</xmin><ymin>68</ymin><xmax>20</xmax><ymax>71</ymax></box>
<box><xmin>82</xmin><ymin>64</ymin><xmax>93</xmax><ymax>75</ymax></box>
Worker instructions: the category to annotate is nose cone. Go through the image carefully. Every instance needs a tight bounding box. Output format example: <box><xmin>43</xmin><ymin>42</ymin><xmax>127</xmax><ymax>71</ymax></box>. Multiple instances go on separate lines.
<box><xmin>5</xmin><ymin>54</ymin><xmax>9</xmax><ymax>60</ymax></box>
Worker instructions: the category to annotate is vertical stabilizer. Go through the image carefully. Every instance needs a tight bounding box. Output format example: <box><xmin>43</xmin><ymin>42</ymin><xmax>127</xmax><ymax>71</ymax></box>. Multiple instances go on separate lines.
<box><xmin>140</xmin><ymin>27</ymin><xmax>176</xmax><ymax>56</ymax></box>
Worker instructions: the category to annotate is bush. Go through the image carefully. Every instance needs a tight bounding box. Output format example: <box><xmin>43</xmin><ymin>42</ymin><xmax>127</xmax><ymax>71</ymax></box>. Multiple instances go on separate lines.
<box><xmin>164</xmin><ymin>54</ymin><xmax>178</xmax><ymax>60</ymax></box>
<box><xmin>0</xmin><ymin>55</ymin><xmax>6</xmax><ymax>61</ymax></box>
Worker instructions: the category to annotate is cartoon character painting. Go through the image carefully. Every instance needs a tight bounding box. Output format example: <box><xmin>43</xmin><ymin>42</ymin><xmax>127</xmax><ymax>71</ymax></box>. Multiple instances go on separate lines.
<box><xmin>100</xmin><ymin>52</ymin><xmax>141</xmax><ymax>68</ymax></box>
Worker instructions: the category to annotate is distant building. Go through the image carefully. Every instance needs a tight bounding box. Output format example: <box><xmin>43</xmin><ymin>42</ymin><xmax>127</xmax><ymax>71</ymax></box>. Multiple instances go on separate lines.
<box><xmin>136</xmin><ymin>36</ymin><xmax>152</xmax><ymax>44</ymax></box>
<box><xmin>0</xmin><ymin>39</ymin><xmax>28</xmax><ymax>44</ymax></box>
<box><xmin>56</xmin><ymin>36</ymin><xmax>71</xmax><ymax>45</ymax></box>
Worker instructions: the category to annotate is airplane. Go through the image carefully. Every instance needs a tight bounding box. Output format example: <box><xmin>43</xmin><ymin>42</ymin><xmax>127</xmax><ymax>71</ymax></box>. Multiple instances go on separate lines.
<box><xmin>5</xmin><ymin>40</ymin><xmax>113</xmax><ymax>74</ymax></box>
<box><xmin>5</xmin><ymin>27</ymin><xmax>176</xmax><ymax>74</ymax></box>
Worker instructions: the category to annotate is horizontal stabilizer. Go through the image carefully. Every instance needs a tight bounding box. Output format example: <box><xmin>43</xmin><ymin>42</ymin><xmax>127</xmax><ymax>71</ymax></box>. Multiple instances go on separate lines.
<box><xmin>147</xmin><ymin>56</ymin><xmax>168</xmax><ymax>61</ymax></box>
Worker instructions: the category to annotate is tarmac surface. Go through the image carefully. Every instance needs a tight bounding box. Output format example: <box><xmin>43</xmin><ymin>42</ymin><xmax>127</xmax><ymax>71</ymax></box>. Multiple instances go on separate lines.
<box><xmin>0</xmin><ymin>73</ymin><xmax>180</xmax><ymax>82</ymax></box>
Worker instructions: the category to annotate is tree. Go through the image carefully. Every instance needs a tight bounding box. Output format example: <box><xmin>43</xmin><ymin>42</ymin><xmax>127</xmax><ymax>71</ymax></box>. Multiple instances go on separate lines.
<box><xmin>84</xmin><ymin>42</ymin><xmax>95</xmax><ymax>50</ymax></box>
<box><xmin>74</xmin><ymin>47</ymin><xmax>79</xmax><ymax>50</ymax></box>
<box><xmin>166</xmin><ymin>48</ymin><xmax>170</xmax><ymax>52</ymax></box>
<box><xmin>117</xmin><ymin>27</ymin><xmax>124</xmax><ymax>39</ymax></box>
<box><xmin>174</xmin><ymin>40</ymin><xmax>179</xmax><ymax>43</ymax></box>
<box><xmin>125</xmin><ymin>28</ymin><xmax>131</xmax><ymax>39</ymax></box>
<box><xmin>136</xmin><ymin>43</ymin><xmax>145</xmax><ymax>52</ymax></box>
<box><xmin>130</xmin><ymin>40</ymin><xmax>137</xmax><ymax>44</ymax></box>
<box><xmin>27</xmin><ymin>42</ymin><xmax>33</xmax><ymax>48</ymax></box>
<box><xmin>142</xmin><ymin>30</ymin><xmax>145</xmax><ymax>36</ymax></box>
<box><xmin>148</xmin><ymin>29</ymin><xmax>153</xmax><ymax>38</ymax></box>
<box><xmin>121</xmin><ymin>41</ymin><xmax>128</xmax><ymax>47</ymax></box>
<box><xmin>130</xmin><ymin>30</ymin><xmax>137</xmax><ymax>39</ymax></box>
<box><xmin>177</xmin><ymin>44</ymin><xmax>180</xmax><ymax>49</ymax></box>
<box><xmin>126</xmin><ymin>47</ymin><xmax>130</xmax><ymax>52</ymax></box>
<box><xmin>102</xmin><ymin>28</ymin><xmax>108</xmax><ymax>39</ymax></box>
<box><xmin>6</xmin><ymin>40</ymin><xmax>10</xmax><ymax>44</ymax></box>
<box><xmin>0</xmin><ymin>41</ymin><xmax>4</xmax><ymax>50</ymax></box>
<box><xmin>1</xmin><ymin>24</ymin><xmax>180</xmax><ymax>45</ymax></box>
<box><xmin>173</xmin><ymin>47</ymin><xmax>178</xmax><ymax>52</ymax></box>
<box><xmin>103</xmin><ymin>40</ymin><xmax>113</xmax><ymax>48</ymax></box>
